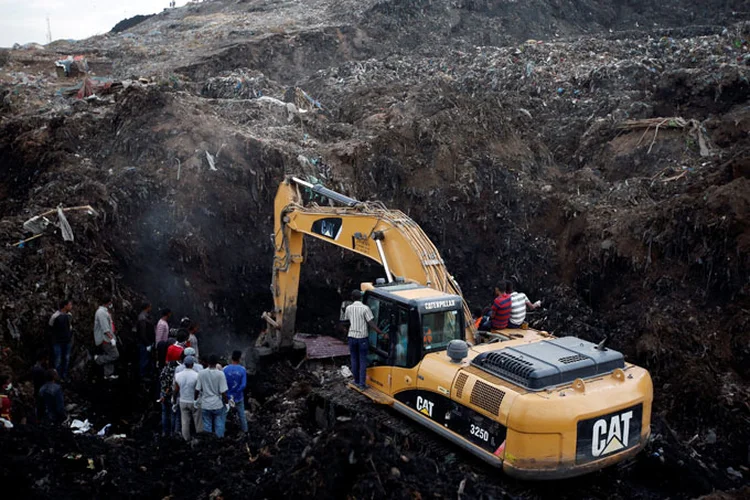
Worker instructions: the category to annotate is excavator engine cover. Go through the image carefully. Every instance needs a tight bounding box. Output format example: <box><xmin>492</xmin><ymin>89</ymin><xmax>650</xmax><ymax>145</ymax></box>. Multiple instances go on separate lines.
<box><xmin>471</xmin><ymin>337</ymin><xmax>625</xmax><ymax>390</ymax></box>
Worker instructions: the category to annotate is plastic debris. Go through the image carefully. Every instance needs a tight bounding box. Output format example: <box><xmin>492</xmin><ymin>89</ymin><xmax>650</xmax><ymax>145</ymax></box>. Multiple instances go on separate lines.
<box><xmin>57</xmin><ymin>207</ymin><xmax>74</xmax><ymax>242</ymax></box>
<box><xmin>206</xmin><ymin>151</ymin><xmax>218</xmax><ymax>171</ymax></box>
<box><xmin>70</xmin><ymin>419</ymin><xmax>93</xmax><ymax>434</ymax></box>
<box><xmin>340</xmin><ymin>365</ymin><xmax>353</xmax><ymax>378</ymax></box>
<box><xmin>97</xmin><ymin>423</ymin><xmax>112</xmax><ymax>436</ymax></box>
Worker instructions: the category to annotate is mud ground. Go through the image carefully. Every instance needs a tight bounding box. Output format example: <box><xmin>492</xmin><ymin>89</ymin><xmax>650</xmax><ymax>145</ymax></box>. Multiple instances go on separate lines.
<box><xmin>1</xmin><ymin>0</ymin><xmax>750</xmax><ymax>498</ymax></box>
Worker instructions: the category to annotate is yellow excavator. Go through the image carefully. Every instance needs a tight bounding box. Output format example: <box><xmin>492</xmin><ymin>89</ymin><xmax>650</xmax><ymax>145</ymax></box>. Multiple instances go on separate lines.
<box><xmin>259</xmin><ymin>176</ymin><xmax>653</xmax><ymax>480</ymax></box>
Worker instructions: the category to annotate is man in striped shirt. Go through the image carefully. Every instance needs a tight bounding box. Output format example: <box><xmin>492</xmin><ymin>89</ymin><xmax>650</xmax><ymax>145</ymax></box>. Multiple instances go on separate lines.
<box><xmin>344</xmin><ymin>290</ymin><xmax>383</xmax><ymax>389</ymax></box>
<box><xmin>490</xmin><ymin>283</ymin><xmax>513</xmax><ymax>330</ymax></box>
<box><xmin>507</xmin><ymin>281</ymin><xmax>542</xmax><ymax>328</ymax></box>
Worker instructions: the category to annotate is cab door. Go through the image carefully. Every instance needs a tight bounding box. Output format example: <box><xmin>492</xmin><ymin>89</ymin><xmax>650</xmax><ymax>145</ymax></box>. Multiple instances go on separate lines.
<box><xmin>364</xmin><ymin>295</ymin><xmax>413</xmax><ymax>396</ymax></box>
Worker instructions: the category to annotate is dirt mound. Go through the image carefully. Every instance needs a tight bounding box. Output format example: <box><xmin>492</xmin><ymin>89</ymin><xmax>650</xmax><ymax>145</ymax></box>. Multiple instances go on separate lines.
<box><xmin>111</xmin><ymin>15</ymin><xmax>154</xmax><ymax>34</ymax></box>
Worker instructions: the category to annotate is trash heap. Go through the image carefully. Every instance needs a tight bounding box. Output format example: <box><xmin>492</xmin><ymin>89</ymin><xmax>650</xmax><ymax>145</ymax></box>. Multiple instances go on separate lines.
<box><xmin>0</xmin><ymin>0</ymin><xmax>749</xmax><ymax>498</ymax></box>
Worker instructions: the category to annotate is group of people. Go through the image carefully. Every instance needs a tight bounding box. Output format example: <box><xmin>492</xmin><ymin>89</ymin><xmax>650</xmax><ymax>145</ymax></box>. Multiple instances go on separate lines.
<box><xmin>159</xmin><ymin>350</ymin><xmax>248</xmax><ymax>440</ymax></box>
<box><xmin>478</xmin><ymin>281</ymin><xmax>541</xmax><ymax>331</ymax></box>
<box><xmin>0</xmin><ymin>295</ymin><xmax>250</xmax><ymax>441</ymax></box>
<box><xmin>1</xmin><ymin>297</ymin><xmax>78</xmax><ymax>427</ymax></box>
<box><xmin>0</xmin><ymin>351</ymin><xmax>68</xmax><ymax>429</ymax></box>
<box><xmin>126</xmin><ymin>301</ymin><xmax>248</xmax><ymax>440</ymax></box>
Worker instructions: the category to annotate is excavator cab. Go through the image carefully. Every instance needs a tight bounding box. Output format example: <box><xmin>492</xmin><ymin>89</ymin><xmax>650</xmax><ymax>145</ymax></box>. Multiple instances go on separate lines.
<box><xmin>363</xmin><ymin>281</ymin><xmax>465</xmax><ymax>371</ymax></box>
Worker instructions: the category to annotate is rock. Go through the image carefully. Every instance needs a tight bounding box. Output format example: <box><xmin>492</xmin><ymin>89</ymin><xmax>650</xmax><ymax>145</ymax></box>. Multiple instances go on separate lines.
<box><xmin>727</xmin><ymin>467</ymin><xmax>743</xmax><ymax>480</ymax></box>
<box><xmin>706</xmin><ymin>429</ymin><xmax>717</xmax><ymax>444</ymax></box>
<box><xmin>390</xmin><ymin>467</ymin><xmax>401</xmax><ymax>478</ymax></box>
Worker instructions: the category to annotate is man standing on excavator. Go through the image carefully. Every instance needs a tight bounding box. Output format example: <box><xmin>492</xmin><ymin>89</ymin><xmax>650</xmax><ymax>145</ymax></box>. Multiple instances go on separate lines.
<box><xmin>344</xmin><ymin>290</ymin><xmax>383</xmax><ymax>389</ymax></box>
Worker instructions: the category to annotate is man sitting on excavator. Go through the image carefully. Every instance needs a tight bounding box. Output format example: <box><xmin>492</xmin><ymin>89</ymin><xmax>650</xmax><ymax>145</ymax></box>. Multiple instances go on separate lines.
<box><xmin>343</xmin><ymin>290</ymin><xmax>384</xmax><ymax>389</ymax></box>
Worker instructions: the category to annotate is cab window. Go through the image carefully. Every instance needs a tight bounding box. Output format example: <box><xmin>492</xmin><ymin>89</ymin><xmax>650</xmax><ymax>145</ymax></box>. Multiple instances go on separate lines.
<box><xmin>365</xmin><ymin>296</ymin><xmax>410</xmax><ymax>367</ymax></box>
<box><xmin>422</xmin><ymin>309</ymin><xmax>461</xmax><ymax>352</ymax></box>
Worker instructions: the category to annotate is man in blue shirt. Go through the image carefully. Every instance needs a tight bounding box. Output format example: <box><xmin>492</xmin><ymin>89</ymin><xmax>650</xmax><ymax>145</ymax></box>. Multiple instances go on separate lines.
<box><xmin>223</xmin><ymin>350</ymin><xmax>248</xmax><ymax>434</ymax></box>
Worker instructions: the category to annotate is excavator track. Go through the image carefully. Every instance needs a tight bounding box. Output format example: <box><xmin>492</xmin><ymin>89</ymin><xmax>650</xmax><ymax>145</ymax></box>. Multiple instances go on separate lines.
<box><xmin>308</xmin><ymin>379</ymin><xmax>475</xmax><ymax>463</ymax></box>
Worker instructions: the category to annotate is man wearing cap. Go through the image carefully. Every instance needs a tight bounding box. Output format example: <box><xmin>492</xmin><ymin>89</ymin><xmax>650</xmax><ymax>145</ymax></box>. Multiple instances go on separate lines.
<box><xmin>175</xmin><ymin>347</ymin><xmax>204</xmax><ymax>374</ymax></box>
<box><xmin>174</xmin><ymin>356</ymin><xmax>201</xmax><ymax>441</ymax></box>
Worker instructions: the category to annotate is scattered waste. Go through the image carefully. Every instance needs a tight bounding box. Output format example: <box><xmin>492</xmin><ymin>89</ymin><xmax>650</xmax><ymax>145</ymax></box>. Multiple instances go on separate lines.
<box><xmin>205</xmin><ymin>150</ymin><xmax>218</xmax><ymax>171</ymax></box>
<box><xmin>70</xmin><ymin>419</ymin><xmax>93</xmax><ymax>434</ymax></box>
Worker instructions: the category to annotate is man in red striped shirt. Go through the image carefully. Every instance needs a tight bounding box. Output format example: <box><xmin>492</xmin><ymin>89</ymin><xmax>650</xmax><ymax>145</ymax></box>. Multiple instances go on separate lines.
<box><xmin>490</xmin><ymin>282</ymin><xmax>513</xmax><ymax>330</ymax></box>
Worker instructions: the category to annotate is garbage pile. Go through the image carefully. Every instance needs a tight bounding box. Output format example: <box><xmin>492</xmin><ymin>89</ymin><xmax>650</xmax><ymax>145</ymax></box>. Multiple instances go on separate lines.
<box><xmin>0</xmin><ymin>0</ymin><xmax>749</xmax><ymax>498</ymax></box>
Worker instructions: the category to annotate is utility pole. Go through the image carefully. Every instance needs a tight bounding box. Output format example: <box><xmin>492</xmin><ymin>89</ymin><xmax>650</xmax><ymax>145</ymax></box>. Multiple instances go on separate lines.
<box><xmin>46</xmin><ymin>16</ymin><xmax>52</xmax><ymax>44</ymax></box>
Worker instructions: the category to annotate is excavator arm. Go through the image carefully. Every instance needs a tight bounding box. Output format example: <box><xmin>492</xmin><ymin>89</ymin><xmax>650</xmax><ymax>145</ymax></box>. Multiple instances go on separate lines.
<box><xmin>261</xmin><ymin>176</ymin><xmax>474</xmax><ymax>351</ymax></box>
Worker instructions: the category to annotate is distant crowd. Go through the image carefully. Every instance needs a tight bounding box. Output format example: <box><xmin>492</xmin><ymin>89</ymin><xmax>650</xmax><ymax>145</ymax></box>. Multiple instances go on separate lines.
<box><xmin>0</xmin><ymin>296</ymin><xmax>249</xmax><ymax>440</ymax></box>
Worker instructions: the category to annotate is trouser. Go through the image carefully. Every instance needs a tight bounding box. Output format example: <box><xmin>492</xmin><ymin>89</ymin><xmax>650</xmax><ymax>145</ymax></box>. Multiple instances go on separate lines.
<box><xmin>227</xmin><ymin>399</ymin><xmax>248</xmax><ymax>433</ymax></box>
<box><xmin>180</xmin><ymin>402</ymin><xmax>202</xmax><ymax>440</ymax></box>
<box><xmin>35</xmin><ymin>396</ymin><xmax>45</xmax><ymax>422</ymax></box>
<box><xmin>202</xmin><ymin>407</ymin><xmax>227</xmax><ymax>437</ymax></box>
<box><xmin>96</xmin><ymin>342</ymin><xmax>119</xmax><ymax>377</ymax></box>
<box><xmin>161</xmin><ymin>397</ymin><xmax>172</xmax><ymax>436</ymax></box>
<box><xmin>53</xmin><ymin>342</ymin><xmax>71</xmax><ymax>380</ymax></box>
<box><xmin>348</xmin><ymin>337</ymin><xmax>368</xmax><ymax>387</ymax></box>
<box><xmin>137</xmin><ymin>344</ymin><xmax>151</xmax><ymax>379</ymax></box>
<box><xmin>173</xmin><ymin>405</ymin><xmax>181</xmax><ymax>434</ymax></box>
<box><xmin>507</xmin><ymin>322</ymin><xmax>522</xmax><ymax>329</ymax></box>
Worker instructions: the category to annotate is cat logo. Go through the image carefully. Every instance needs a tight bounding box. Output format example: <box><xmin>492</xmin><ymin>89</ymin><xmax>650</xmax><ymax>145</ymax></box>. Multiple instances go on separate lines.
<box><xmin>416</xmin><ymin>396</ymin><xmax>434</xmax><ymax>418</ymax></box>
<box><xmin>591</xmin><ymin>410</ymin><xmax>634</xmax><ymax>457</ymax></box>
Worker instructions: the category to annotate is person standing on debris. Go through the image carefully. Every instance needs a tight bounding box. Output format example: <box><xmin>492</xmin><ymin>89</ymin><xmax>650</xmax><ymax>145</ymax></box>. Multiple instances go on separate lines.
<box><xmin>344</xmin><ymin>290</ymin><xmax>383</xmax><ymax>389</ymax></box>
<box><xmin>507</xmin><ymin>282</ymin><xmax>542</xmax><ymax>329</ymax></box>
<box><xmin>490</xmin><ymin>282</ymin><xmax>513</xmax><ymax>330</ymax></box>
<box><xmin>159</xmin><ymin>359</ymin><xmax>179</xmax><ymax>437</ymax></box>
<box><xmin>136</xmin><ymin>302</ymin><xmax>155</xmax><ymax>379</ymax></box>
<box><xmin>93</xmin><ymin>297</ymin><xmax>119</xmax><ymax>380</ymax></box>
<box><xmin>195</xmin><ymin>354</ymin><xmax>229</xmax><ymax>438</ymax></box>
<box><xmin>186</xmin><ymin>322</ymin><xmax>200</xmax><ymax>359</ymax></box>
<box><xmin>223</xmin><ymin>350</ymin><xmax>248</xmax><ymax>434</ymax></box>
<box><xmin>39</xmin><ymin>369</ymin><xmax>66</xmax><ymax>424</ymax></box>
<box><xmin>174</xmin><ymin>355</ymin><xmax>201</xmax><ymax>441</ymax></box>
<box><xmin>156</xmin><ymin>308</ymin><xmax>171</xmax><ymax>344</ymax></box>
<box><xmin>49</xmin><ymin>299</ymin><xmax>73</xmax><ymax>381</ymax></box>
<box><xmin>156</xmin><ymin>309</ymin><xmax>174</xmax><ymax>369</ymax></box>
<box><xmin>30</xmin><ymin>350</ymin><xmax>49</xmax><ymax>421</ymax></box>
<box><xmin>0</xmin><ymin>375</ymin><xmax>13</xmax><ymax>423</ymax></box>
<box><xmin>166</xmin><ymin>330</ymin><xmax>188</xmax><ymax>363</ymax></box>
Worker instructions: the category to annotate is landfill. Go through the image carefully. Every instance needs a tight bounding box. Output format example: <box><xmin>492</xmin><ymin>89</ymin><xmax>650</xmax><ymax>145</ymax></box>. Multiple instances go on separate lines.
<box><xmin>1</xmin><ymin>0</ymin><xmax>750</xmax><ymax>499</ymax></box>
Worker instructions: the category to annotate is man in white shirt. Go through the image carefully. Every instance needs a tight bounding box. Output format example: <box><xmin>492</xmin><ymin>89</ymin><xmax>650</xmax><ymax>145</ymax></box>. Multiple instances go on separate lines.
<box><xmin>174</xmin><ymin>356</ymin><xmax>201</xmax><ymax>441</ymax></box>
<box><xmin>93</xmin><ymin>297</ymin><xmax>119</xmax><ymax>379</ymax></box>
<box><xmin>195</xmin><ymin>354</ymin><xmax>228</xmax><ymax>437</ymax></box>
<box><xmin>343</xmin><ymin>290</ymin><xmax>383</xmax><ymax>389</ymax></box>
<box><xmin>507</xmin><ymin>282</ymin><xmax>542</xmax><ymax>328</ymax></box>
